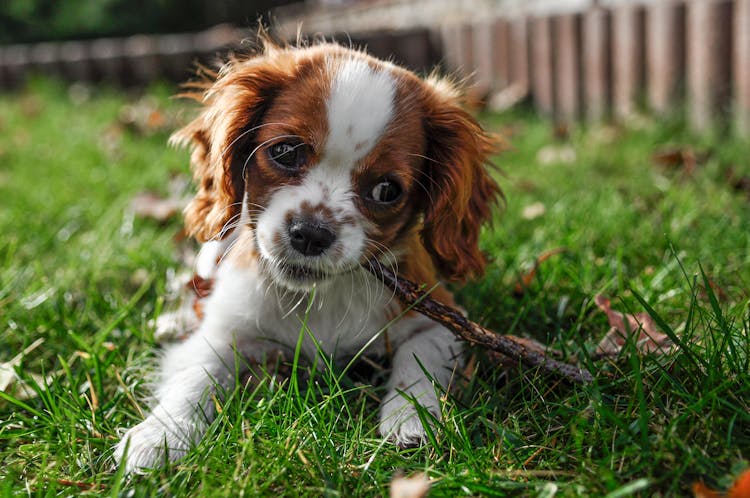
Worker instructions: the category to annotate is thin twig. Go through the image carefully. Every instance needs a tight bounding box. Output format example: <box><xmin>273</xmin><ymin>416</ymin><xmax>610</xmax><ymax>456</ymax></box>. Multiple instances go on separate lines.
<box><xmin>364</xmin><ymin>260</ymin><xmax>594</xmax><ymax>385</ymax></box>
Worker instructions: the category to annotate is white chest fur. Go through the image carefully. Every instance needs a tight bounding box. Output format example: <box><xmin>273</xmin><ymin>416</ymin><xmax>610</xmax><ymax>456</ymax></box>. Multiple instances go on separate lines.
<box><xmin>200</xmin><ymin>260</ymin><xmax>402</xmax><ymax>363</ymax></box>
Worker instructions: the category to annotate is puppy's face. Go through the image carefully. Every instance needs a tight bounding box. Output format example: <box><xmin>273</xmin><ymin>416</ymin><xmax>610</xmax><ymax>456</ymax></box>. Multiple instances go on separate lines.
<box><xmin>173</xmin><ymin>43</ymin><xmax>500</xmax><ymax>290</ymax></box>
<box><xmin>249</xmin><ymin>56</ymin><xmax>428</xmax><ymax>290</ymax></box>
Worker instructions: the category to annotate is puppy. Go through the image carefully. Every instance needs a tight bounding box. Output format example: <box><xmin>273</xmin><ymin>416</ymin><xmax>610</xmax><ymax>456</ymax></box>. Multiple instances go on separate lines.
<box><xmin>114</xmin><ymin>39</ymin><xmax>500</xmax><ymax>472</ymax></box>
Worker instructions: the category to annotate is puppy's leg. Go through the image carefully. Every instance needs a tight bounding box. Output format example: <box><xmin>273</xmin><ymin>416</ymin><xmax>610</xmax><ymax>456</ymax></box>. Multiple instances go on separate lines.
<box><xmin>113</xmin><ymin>328</ymin><xmax>241</xmax><ymax>473</ymax></box>
<box><xmin>114</xmin><ymin>262</ymin><xmax>264</xmax><ymax>473</ymax></box>
<box><xmin>379</xmin><ymin>319</ymin><xmax>463</xmax><ymax>447</ymax></box>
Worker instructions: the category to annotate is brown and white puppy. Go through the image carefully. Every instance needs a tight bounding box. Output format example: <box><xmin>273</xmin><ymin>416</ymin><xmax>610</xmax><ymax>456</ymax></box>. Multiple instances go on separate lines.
<box><xmin>114</xmin><ymin>40</ymin><xmax>500</xmax><ymax>472</ymax></box>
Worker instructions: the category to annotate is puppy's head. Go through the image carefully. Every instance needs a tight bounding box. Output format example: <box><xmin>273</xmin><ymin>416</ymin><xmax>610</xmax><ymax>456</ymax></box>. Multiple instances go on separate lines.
<box><xmin>172</xmin><ymin>41</ymin><xmax>500</xmax><ymax>291</ymax></box>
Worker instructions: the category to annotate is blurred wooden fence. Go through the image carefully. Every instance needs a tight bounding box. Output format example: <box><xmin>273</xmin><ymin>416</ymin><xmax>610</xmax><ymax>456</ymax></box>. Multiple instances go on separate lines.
<box><xmin>441</xmin><ymin>0</ymin><xmax>746</xmax><ymax>133</ymax></box>
<box><xmin>0</xmin><ymin>25</ymin><xmax>244</xmax><ymax>89</ymax></box>
<box><xmin>1</xmin><ymin>0</ymin><xmax>748</xmax><ymax>133</ymax></box>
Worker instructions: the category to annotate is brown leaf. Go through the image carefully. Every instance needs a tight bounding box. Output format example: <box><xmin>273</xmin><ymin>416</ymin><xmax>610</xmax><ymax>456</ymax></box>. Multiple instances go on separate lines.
<box><xmin>693</xmin><ymin>482</ymin><xmax>723</xmax><ymax>498</ymax></box>
<box><xmin>700</xmin><ymin>277</ymin><xmax>729</xmax><ymax>302</ymax></box>
<box><xmin>390</xmin><ymin>473</ymin><xmax>431</xmax><ymax>498</ymax></box>
<box><xmin>513</xmin><ymin>248</ymin><xmax>568</xmax><ymax>297</ymax></box>
<box><xmin>693</xmin><ymin>468</ymin><xmax>750</xmax><ymax>498</ymax></box>
<box><xmin>553</xmin><ymin>122</ymin><xmax>570</xmax><ymax>141</ymax></box>
<box><xmin>117</xmin><ymin>96</ymin><xmax>175</xmax><ymax>136</ymax></box>
<box><xmin>731</xmin><ymin>176</ymin><xmax>750</xmax><ymax>199</ymax></box>
<box><xmin>652</xmin><ymin>146</ymin><xmax>710</xmax><ymax>177</ymax></box>
<box><xmin>130</xmin><ymin>192</ymin><xmax>185</xmax><ymax>223</ymax></box>
<box><xmin>727</xmin><ymin>166</ymin><xmax>750</xmax><ymax>201</ymax></box>
<box><xmin>593</xmin><ymin>295</ymin><xmax>673</xmax><ymax>357</ymax></box>
<box><xmin>729</xmin><ymin>469</ymin><xmax>750</xmax><ymax>498</ymax></box>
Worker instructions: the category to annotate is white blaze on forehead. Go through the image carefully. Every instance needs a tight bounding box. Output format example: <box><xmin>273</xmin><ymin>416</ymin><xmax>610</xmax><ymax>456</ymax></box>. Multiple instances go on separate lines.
<box><xmin>324</xmin><ymin>57</ymin><xmax>396</xmax><ymax>164</ymax></box>
<box><xmin>256</xmin><ymin>57</ymin><xmax>395</xmax><ymax>272</ymax></box>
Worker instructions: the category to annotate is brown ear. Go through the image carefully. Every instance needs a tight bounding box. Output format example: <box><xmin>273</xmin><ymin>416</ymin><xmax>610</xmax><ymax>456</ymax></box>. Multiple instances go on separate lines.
<box><xmin>170</xmin><ymin>46</ymin><xmax>295</xmax><ymax>241</ymax></box>
<box><xmin>419</xmin><ymin>77</ymin><xmax>502</xmax><ymax>282</ymax></box>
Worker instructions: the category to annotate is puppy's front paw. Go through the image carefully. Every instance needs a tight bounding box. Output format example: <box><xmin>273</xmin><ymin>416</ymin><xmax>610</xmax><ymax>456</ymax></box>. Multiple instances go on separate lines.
<box><xmin>379</xmin><ymin>392</ymin><xmax>439</xmax><ymax>448</ymax></box>
<box><xmin>113</xmin><ymin>416</ymin><xmax>198</xmax><ymax>473</ymax></box>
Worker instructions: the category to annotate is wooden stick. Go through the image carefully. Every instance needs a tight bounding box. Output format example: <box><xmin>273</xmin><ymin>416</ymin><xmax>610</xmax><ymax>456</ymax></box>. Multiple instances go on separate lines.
<box><xmin>364</xmin><ymin>260</ymin><xmax>594</xmax><ymax>385</ymax></box>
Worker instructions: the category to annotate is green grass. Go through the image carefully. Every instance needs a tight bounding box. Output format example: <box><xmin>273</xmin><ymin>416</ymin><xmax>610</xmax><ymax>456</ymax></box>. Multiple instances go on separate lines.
<box><xmin>1</xmin><ymin>79</ymin><xmax>748</xmax><ymax>497</ymax></box>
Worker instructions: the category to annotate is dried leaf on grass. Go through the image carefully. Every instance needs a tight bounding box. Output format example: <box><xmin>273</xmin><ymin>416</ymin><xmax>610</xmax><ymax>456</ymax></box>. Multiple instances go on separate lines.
<box><xmin>0</xmin><ymin>338</ymin><xmax>56</xmax><ymax>400</ymax></box>
<box><xmin>130</xmin><ymin>192</ymin><xmax>184</xmax><ymax>222</ymax></box>
<box><xmin>700</xmin><ymin>276</ymin><xmax>729</xmax><ymax>302</ymax></box>
<box><xmin>593</xmin><ymin>295</ymin><xmax>673</xmax><ymax>357</ymax></box>
<box><xmin>693</xmin><ymin>468</ymin><xmax>750</xmax><ymax>498</ymax></box>
<box><xmin>553</xmin><ymin>122</ymin><xmax>571</xmax><ymax>141</ymax></box>
<box><xmin>727</xmin><ymin>166</ymin><xmax>750</xmax><ymax>201</ymax></box>
<box><xmin>117</xmin><ymin>96</ymin><xmax>177</xmax><ymax>136</ymax></box>
<box><xmin>390</xmin><ymin>473</ymin><xmax>431</xmax><ymax>498</ymax></box>
<box><xmin>652</xmin><ymin>146</ymin><xmax>710</xmax><ymax>177</ymax></box>
<box><xmin>129</xmin><ymin>174</ymin><xmax>191</xmax><ymax>223</ymax></box>
<box><xmin>513</xmin><ymin>248</ymin><xmax>568</xmax><ymax>297</ymax></box>
<box><xmin>728</xmin><ymin>469</ymin><xmax>750</xmax><ymax>498</ymax></box>
<box><xmin>731</xmin><ymin>175</ymin><xmax>750</xmax><ymax>198</ymax></box>
<box><xmin>693</xmin><ymin>482</ymin><xmax>723</xmax><ymax>498</ymax></box>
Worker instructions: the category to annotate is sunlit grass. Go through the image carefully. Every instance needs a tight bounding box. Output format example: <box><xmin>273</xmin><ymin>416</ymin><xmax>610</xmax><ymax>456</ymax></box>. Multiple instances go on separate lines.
<box><xmin>0</xmin><ymin>79</ymin><xmax>748</xmax><ymax>497</ymax></box>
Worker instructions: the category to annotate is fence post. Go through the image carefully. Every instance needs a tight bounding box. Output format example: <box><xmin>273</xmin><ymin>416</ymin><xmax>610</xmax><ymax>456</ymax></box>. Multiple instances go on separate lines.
<box><xmin>687</xmin><ymin>0</ymin><xmax>733</xmax><ymax>131</ymax></box>
<box><xmin>473</xmin><ymin>19</ymin><xmax>495</xmax><ymax>97</ymax></box>
<box><xmin>646</xmin><ymin>1</ymin><xmax>686</xmax><ymax>114</ymax></box>
<box><xmin>612</xmin><ymin>4</ymin><xmax>645</xmax><ymax>119</ymax></box>
<box><xmin>2</xmin><ymin>45</ymin><xmax>30</xmax><ymax>88</ymax></box>
<box><xmin>582</xmin><ymin>6</ymin><xmax>610</xmax><ymax>121</ymax></box>
<box><xmin>124</xmin><ymin>35</ymin><xmax>160</xmax><ymax>85</ymax></box>
<box><xmin>530</xmin><ymin>16</ymin><xmax>554</xmax><ymax>115</ymax></box>
<box><xmin>90</xmin><ymin>38</ymin><xmax>125</xmax><ymax>83</ymax></box>
<box><xmin>460</xmin><ymin>23</ymin><xmax>475</xmax><ymax>80</ymax></box>
<box><xmin>29</xmin><ymin>42</ymin><xmax>61</xmax><ymax>78</ymax></box>
<box><xmin>509</xmin><ymin>16</ymin><xmax>530</xmax><ymax>94</ymax></box>
<box><xmin>553</xmin><ymin>13</ymin><xmax>581</xmax><ymax>121</ymax></box>
<box><xmin>60</xmin><ymin>41</ymin><xmax>92</xmax><ymax>82</ymax></box>
<box><xmin>439</xmin><ymin>23</ymin><xmax>461</xmax><ymax>73</ymax></box>
<box><xmin>492</xmin><ymin>18</ymin><xmax>510</xmax><ymax>89</ymax></box>
<box><xmin>734</xmin><ymin>0</ymin><xmax>750</xmax><ymax>135</ymax></box>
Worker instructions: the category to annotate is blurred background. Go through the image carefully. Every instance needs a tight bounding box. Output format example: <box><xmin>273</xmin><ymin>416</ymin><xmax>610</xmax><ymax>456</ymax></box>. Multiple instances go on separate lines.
<box><xmin>1</xmin><ymin>0</ymin><xmax>748</xmax><ymax>132</ymax></box>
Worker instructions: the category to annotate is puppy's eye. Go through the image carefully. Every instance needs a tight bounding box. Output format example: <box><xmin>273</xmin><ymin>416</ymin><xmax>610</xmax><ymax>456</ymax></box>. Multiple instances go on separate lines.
<box><xmin>369</xmin><ymin>179</ymin><xmax>402</xmax><ymax>204</ymax></box>
<box><xmin>268</xmin><ymin>141</ymin><xmax>306</xmax><ymax>171</ymax></box>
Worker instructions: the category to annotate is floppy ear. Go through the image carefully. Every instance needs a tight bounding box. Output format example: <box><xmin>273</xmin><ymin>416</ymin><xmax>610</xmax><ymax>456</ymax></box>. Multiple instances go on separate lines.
<box><xmin>170</xmin><ymin>46</ymin><xmax>295</xmax><ymax>241</ymax></box>
<box><xmin>419</xmin><ymin>77</ymin><xmax>502</xmax><ymax>282</ymax></box>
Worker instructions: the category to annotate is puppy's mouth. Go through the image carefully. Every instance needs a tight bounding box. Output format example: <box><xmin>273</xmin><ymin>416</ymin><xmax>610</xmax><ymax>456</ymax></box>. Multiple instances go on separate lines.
<box><xmin>267</xmin><ymin>260</ymin><xmax>356</xmax><ymax>291</ymax></box>
<box><xmin>279</xmin><ymin>263</ymin><xmax>332</xmax><ymax>284</ymax></box>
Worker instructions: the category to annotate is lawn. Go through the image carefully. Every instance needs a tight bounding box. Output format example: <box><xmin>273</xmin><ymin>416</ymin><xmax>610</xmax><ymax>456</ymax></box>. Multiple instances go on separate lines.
<box><xmin>0</xmin><ymin>79</ymin><xmax>748</xmax><ymax>497</ymax></box>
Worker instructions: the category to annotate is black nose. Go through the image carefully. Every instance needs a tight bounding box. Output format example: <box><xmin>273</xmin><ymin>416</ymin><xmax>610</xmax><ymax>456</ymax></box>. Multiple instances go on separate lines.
<box><xmin>287</xmin><ymin>218</ymin><xmax>336</xmax><ymax>256</ymax></box>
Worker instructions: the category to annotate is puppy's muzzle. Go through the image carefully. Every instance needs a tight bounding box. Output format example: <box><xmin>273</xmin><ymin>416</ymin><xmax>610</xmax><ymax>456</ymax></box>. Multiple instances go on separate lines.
<box><xmin>287</xmin><ymin>217</ymin><xmax>336</xmax><ymax>256</ymax></box>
